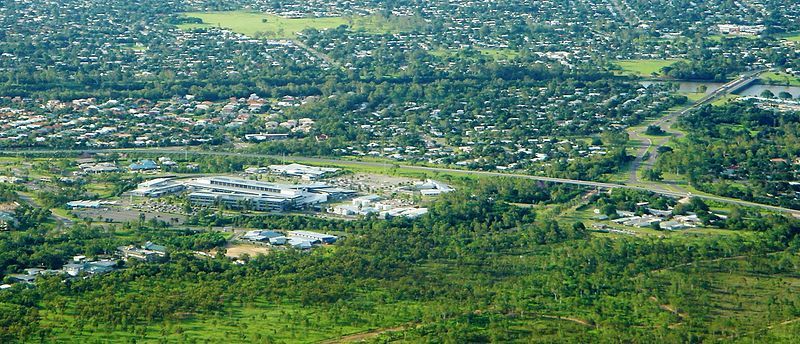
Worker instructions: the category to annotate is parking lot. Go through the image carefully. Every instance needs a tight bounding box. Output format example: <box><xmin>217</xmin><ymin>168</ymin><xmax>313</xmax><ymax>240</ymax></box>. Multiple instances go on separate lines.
<box><xmin>71</xmin><ymin>198</ymin><xmax>187</xmax><ymax>224</ymax></box>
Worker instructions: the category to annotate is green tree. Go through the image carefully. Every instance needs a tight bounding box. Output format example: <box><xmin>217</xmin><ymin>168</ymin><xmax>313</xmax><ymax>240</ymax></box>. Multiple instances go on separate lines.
<box><xmin>643</xmin><ymin>168</ymin><xmax>663</xmax><ymax>181</ymax></box>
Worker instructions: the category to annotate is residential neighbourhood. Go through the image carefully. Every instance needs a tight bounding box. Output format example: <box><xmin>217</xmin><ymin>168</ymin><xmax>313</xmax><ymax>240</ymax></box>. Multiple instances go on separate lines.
<box><xmin>2</xmin><ymin>0</ymin><xmax>800</xmax><ymax>342</ymax></box>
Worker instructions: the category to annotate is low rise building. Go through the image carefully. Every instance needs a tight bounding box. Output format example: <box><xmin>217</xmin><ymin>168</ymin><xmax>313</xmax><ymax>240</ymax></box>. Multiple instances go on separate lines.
<box><xmin>330</xmin><ymin>204</ymin><xmax>377</xmax><ymax>216</ymax></box>
<box><xmin>288</xmin><ymin>237</ymin><xmax>314</xmax><ymax>249</ymax></box>
<box><xmin>380</xmin><ymin>207</ymin><xmax>429</xmax><ymax>219</ymax></box>
<box><xmin>242</xmin><ymin>230</ymin><xmax>283</xmax><ymax>242</ymax></box>
<box><xmin>129</xmin><ymin>159</ymin><xmax>159</xmax><ymax>171</ymax></box>
<box><xmin>66</xmin><ymin>200</ymin><xmax>112</xmax><ymax>209</ymax></box>
<box><xmin>400</xmin><ymin>179</ymin><xmax>455</xmax><ymax>196</ymax></box>
<box><xmin>623</xmin><ymin>216</ymin><xmax>662</xmax><ymax>228</ymax></box>
<box><xmin>287</xmin><ymin>230</ymin><xmax>337</xmax><ymax>244</ymax></box>
<box><xmin>660</xmin><ymin>221</ymin><xmax>689</xmax><ymax>231</ymax></box>
<box><xmin>269</xmin><ymin>236</ymin><xmax>289</xmax><ymax>245</ymax></box>
<box><xmin>117</xmin><ymin>242</ymin><xmax>168</xmax><ymax>262</ymax></box>
<box><xmin>8</xmin><ymin>274</ymin><xmax>36</xmax><ymax>283</ymax></box>
<box><xmin>245</xmin><ymin>133</ymin><xmax>289</xmax><ymax>141</ymax></box>
<box><xmin>129</xmin><ymin>178</ymin><xmax>186</xmax><ymax>197</ymax></box>
<box><xmin>79</xmin><ymin>162</ymin><xmax>118</xmax><ymax>173</ymax></box>
<box><xmin>267</xmin><ymin>163</ymin><xmax>340</xmax><ymax>180</ymax></box>
<box><xmin>63</xmin><ymin>260</ymin><xmax>118</xmax><ymax>276</ymax></box>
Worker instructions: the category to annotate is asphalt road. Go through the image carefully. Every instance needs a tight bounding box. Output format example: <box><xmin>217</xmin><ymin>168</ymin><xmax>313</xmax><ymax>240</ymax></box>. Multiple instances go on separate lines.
<box><xmin>17</xmin><ymin>192</ymin><xmax>74</xmax><ymax>227</ymax></box>
<box><xmin>3</xmin><ymin>147</ymin><xmax>799</xmax><ymax>218</ymax></box>
<box><xmin>626</xmin><ymin>70</ymin><xmax>765</xmax><ymax>185</ymax></box>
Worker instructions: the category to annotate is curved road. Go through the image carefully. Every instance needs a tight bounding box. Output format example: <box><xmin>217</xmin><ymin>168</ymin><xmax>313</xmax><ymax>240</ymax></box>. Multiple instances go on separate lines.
<box><xmin>2</xmin><ymin>147</ymin><xmax>799</xmax><ymax>218</ymax></box>
<box><xmin>627</xmin><ymin>70</ymin><xmax>765</xmax><ymax>184</ymax></box>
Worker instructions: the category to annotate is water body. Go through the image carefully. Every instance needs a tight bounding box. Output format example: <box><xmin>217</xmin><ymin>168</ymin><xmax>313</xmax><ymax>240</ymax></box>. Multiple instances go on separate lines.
<box><xmin>639</xmin><ymin>81</ymin><xmax>725</xmax><ymax>94</ymax></box>
<box><xmin>735</xmin><ymin>84</ymin><xmax>800</xmax><ymax>98</ymax></box>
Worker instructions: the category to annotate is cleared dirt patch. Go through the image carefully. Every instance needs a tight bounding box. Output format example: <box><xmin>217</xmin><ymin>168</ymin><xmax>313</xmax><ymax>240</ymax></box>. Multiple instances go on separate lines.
<box><xmin>218</xmin><ymin>243</ymin><xmax>271</xmax><ymax>258</ymax></box>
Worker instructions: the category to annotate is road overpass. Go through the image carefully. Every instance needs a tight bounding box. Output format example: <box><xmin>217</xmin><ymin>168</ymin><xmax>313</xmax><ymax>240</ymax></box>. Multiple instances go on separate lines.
<box><xmin>627</xmin><ymin>70</ymin><xmax>768</xmax><ymax>185</ymax></box>
<box><xmin>677</xmin><ymin>69</ymin><xmax>765</xmax><ymax>115</ymax></box>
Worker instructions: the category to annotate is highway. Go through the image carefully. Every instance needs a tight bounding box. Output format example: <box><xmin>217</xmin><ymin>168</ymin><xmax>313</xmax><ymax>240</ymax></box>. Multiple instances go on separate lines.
<box><xmin>3</xmin><ymin>147</ymin><xmax>799</xmax><ymax>218</ymax></box>
<box><xmin>675</xmin><ymin>69</ymin><xmax>763</xmax><ymax>115</ymax></box>
<box><xmin>626</xmin><ymin>70</ymin><xmax>766</xmax><ymax>185</ymax></box>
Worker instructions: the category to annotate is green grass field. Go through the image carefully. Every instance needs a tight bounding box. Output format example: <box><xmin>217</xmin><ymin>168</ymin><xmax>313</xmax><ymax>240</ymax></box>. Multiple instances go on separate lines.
<box><xmin>477</xmin><ymin>48</ymin><xmax>521</xmax><ymax>60</ymax></box>
<box><xmin>711</xmin><ymin>94</ymin><xmax>740</xmax><ymax>106</ymax></box>
<box><xmin>780</xmin><ymin>32</ymin><xmax>800</xmax><ymax>42</ymax></box>
<box><xmin>121</xmin><ymin>44</ymin><xmax>148</xmax><ymax>52</ymax></box>
<box><xmin>426</xmin><ymin>48</ymin><xmax>520</xmax><ymax>61</ymax></box>
<box><xmin>759</xmin><ymin>72</ymin><xmax>800</xmax><ymax>86</ymax></box>
<box><xmin>85</xmin><ymin>182</ymin><xmax>116</xmax><ymax>199</ymax></box>
<box><xmin>275</xmin><ymin>155</ymin><xmax>485</xmax><ymax>183</ymax></box>
<box><xmin>178</xmin><ymin>11</ymin><xmax>419</xmax><ymax>39</ymax></box>
<box><xmin>615</xmin><ymin>59</ymin><xmax>684</xmax><ymax>77</ymax></box>
<box><xmin>707</xmin><ymin>34</ymin><xmax>759</xmax><ymax>42</ymax></box>
<box><xmin>684</xmin><ymin>92</ymin><xmax>706</xmax><ymax>102</ymax></box>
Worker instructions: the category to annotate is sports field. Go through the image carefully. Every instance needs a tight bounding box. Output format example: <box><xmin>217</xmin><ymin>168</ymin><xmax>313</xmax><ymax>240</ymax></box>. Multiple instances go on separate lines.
<box><xmin>178</xmin><ymin>11</ymin><xmax>418</xmax><ymax>39</ymax></box>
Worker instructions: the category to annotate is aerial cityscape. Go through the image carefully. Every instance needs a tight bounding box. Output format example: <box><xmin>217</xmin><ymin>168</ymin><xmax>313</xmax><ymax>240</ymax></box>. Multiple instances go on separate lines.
<box><xmin>1</xmin><ymin>0</ymin><xmax>800</xmax><ymax>342</ymax></box>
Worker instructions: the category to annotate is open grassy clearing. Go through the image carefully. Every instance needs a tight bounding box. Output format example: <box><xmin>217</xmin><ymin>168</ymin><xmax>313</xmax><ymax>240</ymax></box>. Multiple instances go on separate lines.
<box><xmin>219</xmin><ymin>243</ymin><xmax>271</xmax><ymax>259</ymax></box>
<box><xmin>178</xmin><ymin>11</ymin><xmax>419</xmax><ymax>39</ymax></box>
<box><xmin>477</xmin><ymin>48</ymin><xmax>521</xmax><ymax>60</ymax></box>
<box><xmin>427</xmin><ymin>47</ymin><xmax>521</xmax><ymax>61</ymax></box>
<box><xmin>711</xmin><ymin>94</ymin><xmax>740</xmax><ymax>106</ymax></box>
<box><xmin>50</xmin><ymin>208</ymin><xmax>79</xmax><ymax>221</ymax></box>
<box><xmin>428</xmin><ymin>48</ymin><xmax>453</xmax><ymax>58</ymax></box>
<box><xmin>684</xmin><ymin>92</ymin><xmax>706</xmax><ymax>102</ymax></box>
<box><xmin>627</xmin><ymin>122</ymin><xmax>675</xmax><ymax>141</ymax></box>
<box><xmin>759</xmin><ymin>72</ymin><xmax>800</xmax><ymax>86</ymax></box>
<box><xmin>780</xmin><ymin>32</ymin><xmax>800</xmax><ymax>42</ymax></box>
<box><xmin>606</xmin><ymin>164</ymin><xmax>634</xmax><ymax>183</ymax></box>
<box><xmin>84</xmin><ymin>182</ymin><xmax>117</xmax><ymax>199</ymax></box>
<box><xmin>377</xmin><ymin>314</ymin><xmax>596</xmax><ymax>343</ymax></box>
<box><xmin>615</xmin><ymin>59</ymin><xmax>684</xmax><ymax>77</ymax></box>
<box><xmin>707</xmin><ymin>34</ymin><xmax>758</xmax><ymax>42</ymax></box>
<box><xmin>717</xmin><ymin>124</ymin><xmax>761</xmax><ymax>136</ymax></box>
<box><xmin>291</xmin><ymin>155</ymin><xmax>484</xmax><ymax>183</ymax></box>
